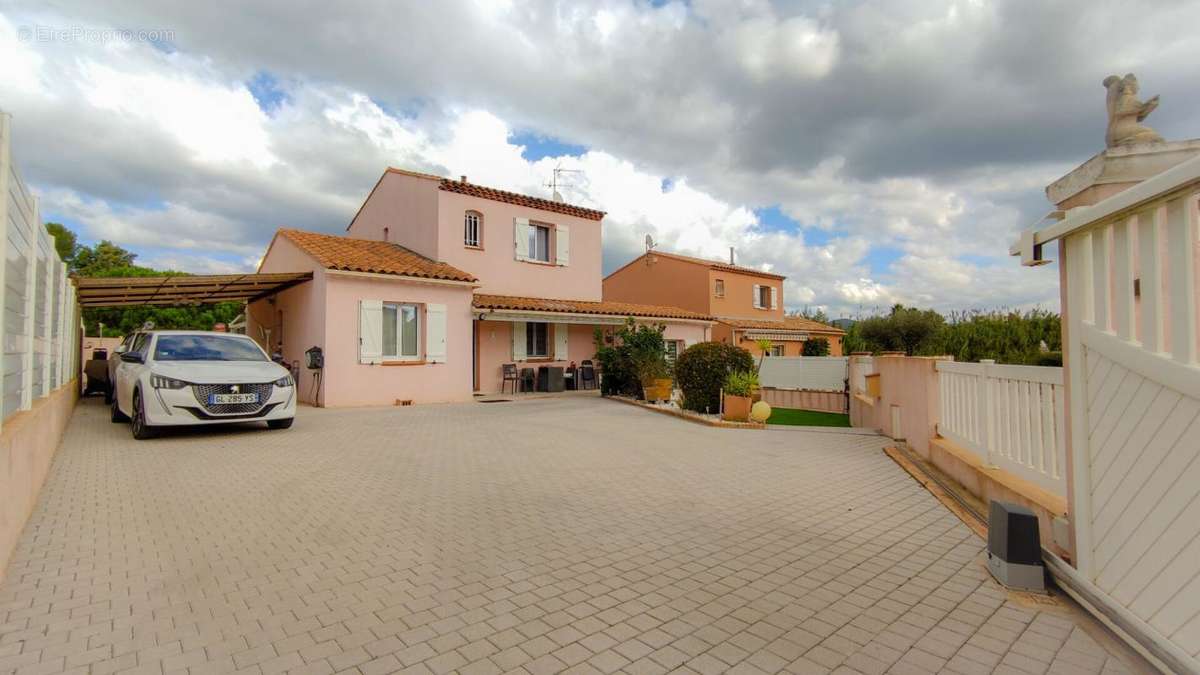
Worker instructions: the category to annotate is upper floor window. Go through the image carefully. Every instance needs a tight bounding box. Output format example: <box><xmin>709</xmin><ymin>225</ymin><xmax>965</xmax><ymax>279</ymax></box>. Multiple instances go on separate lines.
<box><xmin>752</xmin><ymin>284</ymin><xmax>777</xmax><ymax>309</ymax></box>
<box><xmin>528</xmin><ymin>223</ymin><xmax>551</xmax><ymax>262</ymax></box>
<box><xmin>714</xmin><ymin>279</ymin><xmax>725</xmax><ymax>298</ymax></box>
<box><xmin>464</xmin><ymin>211</ymin><xmax>482</xmax><ymax>248</ymax></box>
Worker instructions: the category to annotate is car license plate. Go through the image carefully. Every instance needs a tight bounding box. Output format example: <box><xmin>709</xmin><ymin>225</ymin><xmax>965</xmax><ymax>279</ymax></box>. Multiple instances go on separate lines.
<box><xmin>209</xmin><ymin>393</ymin><xmax>259</xmax><ymax>405</ymax></box>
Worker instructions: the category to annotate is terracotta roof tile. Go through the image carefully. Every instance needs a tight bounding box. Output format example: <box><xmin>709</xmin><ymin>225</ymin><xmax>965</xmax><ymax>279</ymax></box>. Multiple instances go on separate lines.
<box><xmin>473</xmin><ymin>294</ymin><xmax>711</xmax><ymax>321</ymax></box>
<box><xmin>718</xmin><ymin>316</ymin><xmax>845</xmax><ymax>334</ymax></box>
<box><xmin>439</xmin><ymin>178</ymin><xmax>606</xmax><ymax>221</ymax></box>
<box><xmin>278</xmin><ymin>229</ymin><xmax>477</xmax><ymax>283</ymax></box>
<box><xmin>606</xmin><ymin>250</ymin><xmax>787</xmax><ymax>281</ymax></box>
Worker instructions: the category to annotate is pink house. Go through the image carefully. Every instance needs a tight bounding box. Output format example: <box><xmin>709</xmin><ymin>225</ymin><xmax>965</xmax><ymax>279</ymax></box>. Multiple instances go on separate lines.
<box><xmin>248</xmin><ymin>168</ymin><xmax>712</xmax><ymax>406</ymax></box>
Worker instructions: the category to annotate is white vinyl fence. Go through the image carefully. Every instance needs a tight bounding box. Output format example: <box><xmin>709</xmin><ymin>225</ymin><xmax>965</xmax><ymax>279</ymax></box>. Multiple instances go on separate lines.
<box><xmin>0</xmin><ymin>111</ymin><xmax>78</xmax><ymax>427</ymax></box>
<box><xmin>935</xmin><ymin>359</ymin><xmax>1066</xmax><ymax>495</ymax></box>
<box><xmin>758</xmin><ymin>356</ymin><xmax>847</xmax><ymax>392</ymax></box>
<box><xmin>1016</xmin><ymin>154</ymin><xmax>1200</xmax><ymax>672</ymax></box>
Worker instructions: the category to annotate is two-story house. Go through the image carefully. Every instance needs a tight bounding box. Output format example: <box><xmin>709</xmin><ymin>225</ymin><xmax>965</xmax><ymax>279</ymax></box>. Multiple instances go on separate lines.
<box><xmin>248</xmin><ymin>168</ymin><xmax>712</xmax><ymax>406</ymax></box>
<box><xmin>602</xmin><ymin>250</ymin><xmax>844</xmax><ymax>357</ymax></box>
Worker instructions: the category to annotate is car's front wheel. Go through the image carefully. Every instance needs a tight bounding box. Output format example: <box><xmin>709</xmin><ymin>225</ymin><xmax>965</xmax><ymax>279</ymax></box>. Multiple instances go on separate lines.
<box><xmin>267</xmin><ymin>418</ymin><xmax>294</xmax><ymax>430</ymax></box>
<box><xmin>111</xmin><ymin>392</ymin><xmax>128</xmax><ymax>423</ymax></box>
<box><xmin>130</xmin><ymin>390</ymin><xmax>157</xmax><ymax>440</ymax></box>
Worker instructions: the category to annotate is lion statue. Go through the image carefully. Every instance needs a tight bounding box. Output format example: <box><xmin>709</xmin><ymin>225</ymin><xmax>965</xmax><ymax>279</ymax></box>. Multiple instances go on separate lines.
<box><xmin>1103</xmin><ymin>73</ymin><xmax>1163</xmax><ymax>147</ymax></box>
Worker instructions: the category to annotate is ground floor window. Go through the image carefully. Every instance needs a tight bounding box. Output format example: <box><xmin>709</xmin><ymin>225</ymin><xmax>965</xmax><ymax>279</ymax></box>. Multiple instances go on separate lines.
<box><xmin>665</xmin><ymin>340</ymin><xmax>683</xmax><ymax>363</ymax></box>
<box><xmin>769</xmin><ymin>344</ymin><xmax>785</xmax><ymax>356</ymax></box>
<box><xmin>383</xmin><ymin>303</ymin><xmax>420</xmax><ymax>359</ymax></box>
<box><xmin>526</xmin><ymin>322</ymin><xmax>549</xmax><ymax>357</ymax></box>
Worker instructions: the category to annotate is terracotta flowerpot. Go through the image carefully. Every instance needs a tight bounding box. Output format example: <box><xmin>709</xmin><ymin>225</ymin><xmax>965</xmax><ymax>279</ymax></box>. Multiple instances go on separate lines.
<box><xmin>643</xmin><ymin>378</ymin><xmax>674</xmax><ymax>403</ymax></box>
<box><xmin>722</xmin><ymin>394</ymin><xmax>752</xmax><ymax>421</ymax></box>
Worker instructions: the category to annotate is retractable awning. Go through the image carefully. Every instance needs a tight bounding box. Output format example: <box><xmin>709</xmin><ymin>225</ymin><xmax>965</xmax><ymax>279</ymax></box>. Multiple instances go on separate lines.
<box><xmin>74</xmin><ymin>272</ymin><xmax>313</xmax><ymax>308</ymax></box>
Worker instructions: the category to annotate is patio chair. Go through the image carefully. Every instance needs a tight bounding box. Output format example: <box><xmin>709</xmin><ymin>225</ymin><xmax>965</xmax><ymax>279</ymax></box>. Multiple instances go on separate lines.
<box><xmin>519</xmin><ymin>367</ymin><xmax>536</xmax><ymax>393</ymax></box>
<box><xmin>579</xmin><ymin>361</ymin><xmax>596</xmax><ymax>390</ymax></box>
<box><xmin>501</xmin><ymin>364</ymin><xmax>520</xmax><ymax>394</ymax></box>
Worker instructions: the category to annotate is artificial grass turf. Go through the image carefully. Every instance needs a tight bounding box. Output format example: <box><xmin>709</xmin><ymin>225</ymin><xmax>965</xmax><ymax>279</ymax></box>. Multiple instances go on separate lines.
<box><xmin>766</xmin><ymin>407</ymin><xmax>851</xmax><ymax>427</ymax></box>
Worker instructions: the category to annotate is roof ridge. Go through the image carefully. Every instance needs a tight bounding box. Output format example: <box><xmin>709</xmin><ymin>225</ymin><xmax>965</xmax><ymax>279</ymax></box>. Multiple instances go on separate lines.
<box><xmin>437</xmin><ymin>176</ymin><xmax>606</xmax><ymax>221</ymax></box>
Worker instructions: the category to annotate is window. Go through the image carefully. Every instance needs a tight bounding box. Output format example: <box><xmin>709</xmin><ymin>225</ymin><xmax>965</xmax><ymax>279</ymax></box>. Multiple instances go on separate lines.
<box><xmin>757</xmin><ymin>285</ymin><xmax>772</xmax><ymax>309</ymax></box>
<box><xmin>526</xmin><ymin>322</ymin><xmax>549</xmax><ymax>357</ymax></box>
<box><xmin>382</xmin><ymin>303</ymin><xmax>420</xmax><ymax>359</ymax></box>
<box><xmin>714</xmin><ymin>279</ymin><xmax>724</xmax><ymax>298</ymax></box>
<box><xmin>665</xmin><ymin>340</ymin><xmax>682</xmax><ymax>363</ymax></box>
<box><xmin>529</xmin><ymin>223</ymin><xmax>551</xmax><ymax>262</ymax></box>
<box><xmin>464</xmin><ymin>211</ymin><xmax>481</xmax><ymax>247</ymax></box>
<box><xmin>769</xmin><ymin>345</ymin><xmax>785</xmax><ymax>357</ymax></box>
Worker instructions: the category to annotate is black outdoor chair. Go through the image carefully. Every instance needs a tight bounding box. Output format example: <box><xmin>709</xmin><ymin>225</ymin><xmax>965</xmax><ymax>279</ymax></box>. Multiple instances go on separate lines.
<box><xmin>519</xmin><ymin>367</ymin><xmax>536</xmax><ymax>392</ymax></box>
<box><xmin>579</xmin><ymin>360</ymin><xmax>596</xmax><ymax>390</ymax></box>
<box><xmin>501</xmin><ymin>363</ymin><xmax>520</xmax><ymax>394</ymax></box>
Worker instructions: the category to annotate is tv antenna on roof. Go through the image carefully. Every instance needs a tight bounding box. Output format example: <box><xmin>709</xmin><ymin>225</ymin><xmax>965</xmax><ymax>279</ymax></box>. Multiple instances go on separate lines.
<box><xmin>544</xmin><ymin>163</ymin><xmax>582</xmax><ymax>202</ymax></box>
<box><xmin>645</xmin><ymin>234</ymin><xmax>658</xmax><ymax>266</ymax></box>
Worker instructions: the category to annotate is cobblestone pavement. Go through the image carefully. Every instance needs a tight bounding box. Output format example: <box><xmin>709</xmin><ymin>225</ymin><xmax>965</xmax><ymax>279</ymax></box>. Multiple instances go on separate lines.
<box><xmin>1</xmin><ymin>397</ymin><xmax>1144</xmax><ymax>675</ymax></box>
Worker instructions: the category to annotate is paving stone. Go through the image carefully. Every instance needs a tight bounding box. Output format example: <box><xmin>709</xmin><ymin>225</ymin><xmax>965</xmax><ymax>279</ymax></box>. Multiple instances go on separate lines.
<box><xmin>0</xmin><ymin>399</ymin><xmax>1143</xmax><ymax>675</ymax></box>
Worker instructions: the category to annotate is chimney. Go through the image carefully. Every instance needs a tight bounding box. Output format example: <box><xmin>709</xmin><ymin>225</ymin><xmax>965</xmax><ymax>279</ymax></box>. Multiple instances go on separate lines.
<box><xmin>729</xmin><ymin>247</ymin><xmax>735</xmax><ymax>265</ymax></box>
<box><xmin>460</xmin><ymin>175</ymin><xmax>467</xmax><ymax>183</ymax></box>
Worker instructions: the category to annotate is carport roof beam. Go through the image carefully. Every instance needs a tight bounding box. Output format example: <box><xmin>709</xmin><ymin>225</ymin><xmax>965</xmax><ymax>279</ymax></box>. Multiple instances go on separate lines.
<box><xmin>73</xmin><ymin>272</ymin><xmax>313</xmax><ymax>308</ymax></box>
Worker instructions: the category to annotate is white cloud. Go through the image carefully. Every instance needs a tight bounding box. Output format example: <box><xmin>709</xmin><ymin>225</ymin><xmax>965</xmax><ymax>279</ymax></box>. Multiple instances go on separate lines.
<box><xmin>7</xmin><ymin>0</ymin><xmax>1160</xmax><ymax>318</ymax></box>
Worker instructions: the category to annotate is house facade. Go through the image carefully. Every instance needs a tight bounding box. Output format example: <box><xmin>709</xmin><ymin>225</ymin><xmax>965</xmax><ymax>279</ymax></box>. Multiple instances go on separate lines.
<box><xmin>248</xmin><ymin>169</ymin><xmax>712</xmax><ymax>406</ymax></box>
<box><xmin>602</xmin><ymin>250</ymin><xmax>844</xmax><ymax>356</ymax></box>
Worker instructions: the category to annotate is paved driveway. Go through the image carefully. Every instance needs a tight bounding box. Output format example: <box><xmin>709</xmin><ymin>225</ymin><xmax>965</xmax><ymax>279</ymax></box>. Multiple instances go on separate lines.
<box><xmin>1</xmin><ymin>398</ymin><xmax>1142</xmax><ymax>675</ymax></box>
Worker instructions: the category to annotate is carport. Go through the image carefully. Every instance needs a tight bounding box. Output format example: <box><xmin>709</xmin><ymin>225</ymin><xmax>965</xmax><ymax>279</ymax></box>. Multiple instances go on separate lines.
<box><xmin>73</xmin><ymin>271</ymin><xmax>312</xmax><ymax>307</ymax></box>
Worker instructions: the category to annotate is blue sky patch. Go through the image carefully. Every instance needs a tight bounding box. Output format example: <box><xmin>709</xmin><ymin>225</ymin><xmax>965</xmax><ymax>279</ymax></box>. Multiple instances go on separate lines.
<box><xmin>247</xmin><ymin>72</ymin><xmax>289</xmax><ymax>113</ymax></box>
<box><xmin>510</xmin><ymin>131</ymin><xmax>588</xmax><ymax>161</ymax></box>
<box><xmin>865</xmin><ymin>246</ymin><xmax>904</xmax><ymax>275</ymax></box>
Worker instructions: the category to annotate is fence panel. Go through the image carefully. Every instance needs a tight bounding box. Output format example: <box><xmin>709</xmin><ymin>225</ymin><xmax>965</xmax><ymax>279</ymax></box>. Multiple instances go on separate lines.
<box><xmin>758</xmin><ymin>356</ymin><xmax>847</xmax><ymax>392</ymax></box>
<box><xmin>935</xmin><ymin>359</ymin><xmax>1066</xmax><ymax>495</ymax></box>
<box><xmin>0</xmin><ymin>111</ymin><xmax>78</xmax><ymax>428</ymax></box>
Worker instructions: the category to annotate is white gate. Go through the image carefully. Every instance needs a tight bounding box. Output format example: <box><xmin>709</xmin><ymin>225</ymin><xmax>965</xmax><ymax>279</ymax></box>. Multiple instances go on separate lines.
<box><xmin>1018</xmin><ymin>156</ymin><xmax>1200</xmax><ymax>671</ymax></box>
<box><xmin>757</xmin><ymin>356</ymin><xmax>847</xmax><ymax>391</ymax></box>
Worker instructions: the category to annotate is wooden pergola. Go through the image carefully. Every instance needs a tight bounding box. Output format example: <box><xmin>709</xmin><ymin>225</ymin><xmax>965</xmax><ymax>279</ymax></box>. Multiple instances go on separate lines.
<box><xmin>73</xmin><ymin>272</ymin><xmax>312</xmax><ymax>308</ymax></box>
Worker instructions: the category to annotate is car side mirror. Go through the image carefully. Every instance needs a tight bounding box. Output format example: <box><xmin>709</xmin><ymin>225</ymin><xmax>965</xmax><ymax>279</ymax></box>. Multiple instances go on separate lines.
<box><xmin>119</xmin><ymin>352</ymin><xmax>144</xmax><ymax>364</ymax></box>
<box><xmin>114</xmin><ymin>345</ymin><xmax>128</xmax><ymax>354</ymax></box>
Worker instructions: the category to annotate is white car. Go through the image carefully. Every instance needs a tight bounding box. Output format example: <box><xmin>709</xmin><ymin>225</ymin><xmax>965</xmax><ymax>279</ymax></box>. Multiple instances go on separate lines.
<box><xmin>111</xmin><ymin>330</ymin><xmax>297</xmax><ymax>439</ymax></box>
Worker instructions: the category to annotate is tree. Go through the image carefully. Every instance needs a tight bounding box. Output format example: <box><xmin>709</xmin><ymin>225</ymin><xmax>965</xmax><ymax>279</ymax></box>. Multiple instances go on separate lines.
<box><xmin>73</xmin><ymin>240</ymin><xmax>143</xmax><ymax>276</ymax></box>
<box><xmin>802</xmin><ymin>338</ymin><xmax>831</xmax><ymax>356</ymax></box>
<box><xmin>45</xmin><ymin>223</ymin><xmax>78</xmax><ymax>264</ymax></box>
<box><xmin>792</xmin><ymin>306</ymin><xmax>830</xmax><ymax>325</ymax></box>
<box><xmin>851</xmin><ymin>305</ymin><xmax>945</xmax><ymax>355</ymax></box>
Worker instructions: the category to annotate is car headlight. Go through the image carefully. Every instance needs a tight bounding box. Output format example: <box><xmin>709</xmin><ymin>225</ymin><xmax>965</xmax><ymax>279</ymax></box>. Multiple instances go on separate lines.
<box><xmin>274</xmin><ymin>375</ymin><xmax>294</xmax><ymax>387</ymax></box>
<box><xmin>150</xmin><ymin>374</ymin><xmax>189</xmax><ymax>389</ymax></box>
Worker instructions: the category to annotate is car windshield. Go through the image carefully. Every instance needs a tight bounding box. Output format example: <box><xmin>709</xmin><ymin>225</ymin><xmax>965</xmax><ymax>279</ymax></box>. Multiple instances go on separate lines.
<box><xmin>153</xmin><ymin>335</ymin><xmax>267</xmax><ymax>362</ymax></box>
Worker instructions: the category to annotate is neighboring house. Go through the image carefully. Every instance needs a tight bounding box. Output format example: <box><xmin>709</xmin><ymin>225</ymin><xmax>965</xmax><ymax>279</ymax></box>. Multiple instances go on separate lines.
<box><xmin>249</xmin><ymin>169</ymin><xmax>712</xmax><ymax>406</ymax></box>
<box><xmin>603</xmin><ymin>250</ymin><xmax>845</xmax><ymax>356</ymax></box>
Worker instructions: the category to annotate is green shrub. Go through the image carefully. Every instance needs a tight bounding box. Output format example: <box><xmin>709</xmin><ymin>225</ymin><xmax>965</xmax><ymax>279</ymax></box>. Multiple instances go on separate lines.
<box><xmin>802</xmin><ymin>337</ymin><xmax>831</xmax><ymax>356</ymax></box>
<box><xmin>723</xmin><ymin>370</ymin><xmax>758</xmax><ymax>397</ymax></box>
<box><xmin>675</xmin><ymin>342</ymin><xmax>754</xmax><ymax>413</ymax></box>
<box><xmin>1033</xmin><ymin>351</ymin><xmax>1063</xmax><ymax>367</ymax></box>
<box><xmin>593</xmin><ymin>319</ymin><xmax>669</xmax><ymax>398</ymax></box>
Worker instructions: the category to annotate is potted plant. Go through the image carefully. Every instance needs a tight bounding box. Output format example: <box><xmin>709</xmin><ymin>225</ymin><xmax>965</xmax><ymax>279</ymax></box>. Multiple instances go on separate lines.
<box><xmin>722</xmin><ymin>370</ymin><xmax>758</xmax><ymax>421</ymax></box>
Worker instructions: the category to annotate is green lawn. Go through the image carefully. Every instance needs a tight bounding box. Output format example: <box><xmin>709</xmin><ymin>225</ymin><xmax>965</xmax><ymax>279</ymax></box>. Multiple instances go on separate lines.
<box><xmin>766</xmin><ymin>407</ymin><xmax>851</xmax><ymax>427</ymax></box>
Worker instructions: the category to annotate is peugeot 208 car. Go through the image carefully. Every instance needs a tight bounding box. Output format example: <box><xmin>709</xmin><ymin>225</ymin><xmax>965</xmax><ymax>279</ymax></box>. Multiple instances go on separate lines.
<box><xmin>111</xmin><ymin>330</ymin><xmax>296</xmax><ymax>439</ymax></box>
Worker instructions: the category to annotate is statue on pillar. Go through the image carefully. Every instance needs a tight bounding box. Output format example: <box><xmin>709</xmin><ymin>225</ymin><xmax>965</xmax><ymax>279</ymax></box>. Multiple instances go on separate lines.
<box><xmin>1103</xmin><ymin>73</ymin><xmax>1164</xmax><ymax>147</ymax></box>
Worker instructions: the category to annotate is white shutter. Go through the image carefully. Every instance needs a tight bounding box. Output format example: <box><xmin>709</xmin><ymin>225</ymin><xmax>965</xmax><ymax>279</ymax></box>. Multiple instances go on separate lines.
<box><xmin>770</xmin><ymin>286</ymin><xmax>778</xmax><ymax>310</ymax></box>
<box><xmin>512</xmin><ymin>321</ymin><xmax>527</xmax><ymax>361</ymax></box>
<box><xmin>514</xmin><ymin>218</ymin><xmax>531</xmax><ymax>260</ymax></box>
<box><xmin>426</xmin><ymin>303</ymin><xmax>447</xmax><ymax>364</ymax></box>
<box><xmin>752</xmin><ymin>284</ymin><xmax>761</xmax><ymax>308</ymax></box>
<box><xmin>359</xmin><ymin>299</ymin><xmax>383</xmax><ymax>364</ymax></box>
<box><xmin>555</xmin><ymin>225</ymin><xmax>570</xmax><ymax>266</ymax></box>
<box><xmin>554</xmin><ymin>323</ymin><xmax>568</xmax><ymax>360</ymax></box>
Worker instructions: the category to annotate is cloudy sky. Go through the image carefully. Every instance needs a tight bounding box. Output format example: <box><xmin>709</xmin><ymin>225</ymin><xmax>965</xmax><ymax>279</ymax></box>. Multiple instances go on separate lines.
<box><xmin>3</xmin><ymin>0</ymin><xmax>1199</xmax><ymax>318</ymax></box>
